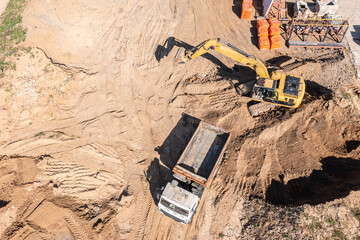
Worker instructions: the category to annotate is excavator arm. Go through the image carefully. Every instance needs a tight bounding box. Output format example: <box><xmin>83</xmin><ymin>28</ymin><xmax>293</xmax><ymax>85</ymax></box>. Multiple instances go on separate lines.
<box><xmin>176</xmin><ymin>38</ymin><xmax>270</xmax><ymax>79</ymax></box>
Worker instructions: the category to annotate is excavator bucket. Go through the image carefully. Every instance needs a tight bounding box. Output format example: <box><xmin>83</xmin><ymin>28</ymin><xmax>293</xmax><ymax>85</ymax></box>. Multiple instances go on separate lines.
<box><xmin>173</xmin><ymin>47</ymin><xmax>187</xmax><ymax>65</ymax></box>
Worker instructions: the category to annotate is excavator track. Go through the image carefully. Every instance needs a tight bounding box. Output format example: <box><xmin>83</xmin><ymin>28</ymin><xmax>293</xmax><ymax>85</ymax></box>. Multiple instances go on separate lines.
<box><xmin>248</xmin><ymin>102</ymin><xmax>277</xmax><ymax>117</ymax></box>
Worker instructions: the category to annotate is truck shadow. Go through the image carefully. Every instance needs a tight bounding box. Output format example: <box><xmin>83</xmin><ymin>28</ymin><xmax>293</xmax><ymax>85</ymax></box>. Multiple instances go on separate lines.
<box><xmin>145</xmin><ymin>158</ymin><xmax>171</xmax><ymax>205</ymax></box>
<box><xmin>155</xmin><ymin>113</ymin><xmax>200</xmax><ymax>170</ymax></box>
<box><xmin>147</xmin><ymin>113</ymin><xmax>201</xmax><ymax>205</ymax></box>
<box><xmin>265</xmin><ymin>156</ymin><xmax>360</xmax><ymax>206</ymax></box>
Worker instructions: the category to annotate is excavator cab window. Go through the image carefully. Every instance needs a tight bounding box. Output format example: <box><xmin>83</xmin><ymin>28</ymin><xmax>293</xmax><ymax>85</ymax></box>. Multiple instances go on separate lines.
<box><xmin>265</xmin><ymin>90</ymin><xmax>278</xmax><ymax>103</ymax></box>
<box><xmin>266</xmin><ymin>91</ymin><xmax>275</xmax><ymax>98</ymax></box>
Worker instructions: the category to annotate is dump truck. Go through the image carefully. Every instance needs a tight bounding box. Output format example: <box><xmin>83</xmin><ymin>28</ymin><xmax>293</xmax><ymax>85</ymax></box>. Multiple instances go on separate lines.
<box><xmin>158</xmin><ymin>117</ymin><xmax>231</xmax><ymax>224</ymax></box>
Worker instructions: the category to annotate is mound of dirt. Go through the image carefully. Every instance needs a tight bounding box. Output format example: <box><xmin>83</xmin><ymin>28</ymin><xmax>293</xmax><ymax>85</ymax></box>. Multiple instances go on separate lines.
<box><xmin>0</xmin><ymin>0</ymin><xmax>359</xmax><ymax>239</ymax></box>
<box><xmin>233</xmin><ymin>93</ymin><xmax>360</xmax><ymax>203</ymax></box>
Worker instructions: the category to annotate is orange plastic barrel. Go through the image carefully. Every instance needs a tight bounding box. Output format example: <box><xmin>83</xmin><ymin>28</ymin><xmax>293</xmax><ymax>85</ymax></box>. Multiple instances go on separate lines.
<box><xmin>270</xmin><ymin>35</ymin><xmax>281</xmax><ymax>49</ymax></box>
<box><xmin>258</xmin><ymin>36</ymin><xmax>270</xmax><ymax>50</ymax></box>
<box><xmin>242</xmin><ymin>0</ymin><xmax>253</xmax><ymax>3</ymax></box>
<box><xmin>268</xmin><ymin>18</ymin><xmax>280</xmax><ymax>27</ymax></box>
<box><xmin>241</xmin><ymin>3</ymin><xmax>252</xmax><ymax>19</ymax></box>
<box><xmin>269</xmin><ymin>25</ymin><xmax>280</xmax><ymax>36</ymax></box>
<box><xmin>257</xmin><ymin>19</ymin><xmax>269</xmax><ymax>37</ymax></box>
<box><xmin>257</xmin><ymin>26</ymin><xmax>268</xmax><ymax>37</ymax></box>
<box><xmin>257</xmin><ymin>19</ymin><xmax>269</xmax><ymax>28</ymax></box>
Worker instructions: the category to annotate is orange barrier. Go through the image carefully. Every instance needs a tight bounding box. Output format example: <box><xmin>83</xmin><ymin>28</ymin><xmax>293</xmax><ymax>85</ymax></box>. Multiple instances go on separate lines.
<box><xmin>243</xmin><ymin>0</ymin><xmax>253</xmax><ymax>3</ymax></box>
<box><xmin>269</xmin><ymin>25</ymin><xmax>280</xmax><ymax>36</ymax></box>
<box><xmin>268</xmin><ymin>18</ymin><xmax>280</xmax><ymax>27</ymax></box>
<box><xmin>241</xmin><ymin>3</ymin><xmax>252</xmax><ymax>19</ymax></box>
<box><xmin>270</xmin><ymin>35</ymin><xmax>281</xmax><ymax>49</ymax></box>
<box><xmin>258</xmin><ymin>36</ymin><xmax>270</xmax><ymax>50</ymax></box>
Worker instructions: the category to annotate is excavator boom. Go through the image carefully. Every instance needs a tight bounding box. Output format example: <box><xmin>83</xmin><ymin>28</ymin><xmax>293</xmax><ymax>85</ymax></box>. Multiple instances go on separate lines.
<box><xmin>175</xmin><ymin>38</ymin><xmax>270</xmax><ymax>79</ymax></box>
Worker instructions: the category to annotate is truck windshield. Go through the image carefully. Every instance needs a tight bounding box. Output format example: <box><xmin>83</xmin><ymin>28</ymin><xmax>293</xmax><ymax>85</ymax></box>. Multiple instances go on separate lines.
<box><xmin>160</xmin><ymin>198</ymin><xmax>189</xmax><ymax>217</ymax></box>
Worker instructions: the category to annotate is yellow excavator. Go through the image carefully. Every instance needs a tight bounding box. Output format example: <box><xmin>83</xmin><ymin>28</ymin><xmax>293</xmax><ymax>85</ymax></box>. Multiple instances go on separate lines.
<box><xmin>174</xmin><ymin>38</ymin><xmax>306</xmax><ymax>116</ymax></box>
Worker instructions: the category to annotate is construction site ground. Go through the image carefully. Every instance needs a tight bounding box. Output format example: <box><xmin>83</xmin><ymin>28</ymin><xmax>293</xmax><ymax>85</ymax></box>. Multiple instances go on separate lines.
<box><xmin>339</xmin><ymin>0</ymin><xmax>360</xmax><ymax>80</ymax></box>
<box><xmin>0</xmin><ymin>0</ymin><xmax>359</xmax><ymax>239</ymax></box>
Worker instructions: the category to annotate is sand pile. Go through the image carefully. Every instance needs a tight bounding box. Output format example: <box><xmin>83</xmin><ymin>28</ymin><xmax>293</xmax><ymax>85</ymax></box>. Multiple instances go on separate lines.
<box><xmin>0</xmin><ymin>0</ymin><xmax>359</xmax><ymax>239</ymax></box>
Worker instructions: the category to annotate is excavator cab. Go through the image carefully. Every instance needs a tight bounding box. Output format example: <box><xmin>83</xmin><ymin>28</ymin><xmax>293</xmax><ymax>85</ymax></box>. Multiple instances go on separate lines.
<box><xmin>251</xmin><ymin>78</ymin><xmax>279</xmax><ymax>103</ymax></box>
<box><xmin>251</xmin><ymin>74</ymin><xmax>304</xmax><ymax>108</ymax></box>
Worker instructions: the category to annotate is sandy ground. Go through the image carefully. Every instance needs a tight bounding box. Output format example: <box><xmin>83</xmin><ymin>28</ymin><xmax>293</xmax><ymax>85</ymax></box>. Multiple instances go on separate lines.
<box><xmin>0</xmin><ymin>0</ymin><xmax>359</xmax><ymax>239</ymax></box>
<box><xmin>0</xmin><ymin>0</ymin><xmax>9</xmax><ymax>16</ymax></box>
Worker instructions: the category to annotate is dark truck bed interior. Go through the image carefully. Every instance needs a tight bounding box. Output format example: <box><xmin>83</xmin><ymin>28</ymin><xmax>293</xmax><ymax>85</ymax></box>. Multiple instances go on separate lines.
<box><xmin>176</xmin><ymin>121</ymin><xmax>230</xmax><ymax>183</ymax></box>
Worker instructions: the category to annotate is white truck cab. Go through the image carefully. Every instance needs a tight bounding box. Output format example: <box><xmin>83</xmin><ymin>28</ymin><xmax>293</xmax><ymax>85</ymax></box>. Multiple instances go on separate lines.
<box><xmin>158</xmin><ymin>181</ymin><xmax>199</xmax><ymax>224</ymax></box>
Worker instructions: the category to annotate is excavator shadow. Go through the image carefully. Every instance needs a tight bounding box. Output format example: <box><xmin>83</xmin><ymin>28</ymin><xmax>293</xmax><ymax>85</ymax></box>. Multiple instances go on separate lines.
<box><xmin>266</xmin><ymin>56</ymin><xmax>292</xmax><ymax>68</ymax></box>
<box><xmin>265</xmin><ymin>156</ymin><xmax>360</xmax><ymax>206</ymax></box>
<box><xmin>155</xmin><ymin>37</ymin><xmax>177</xmax><ymax>62</ymax></box>
<box><xmin>217</xmin><ymin>64</ymin><xmax>257</xmax><ymax>88</ymax></box>
<box><xmin>147</xmin><ymin>113</ymin><xmax>201</xmax><ymax>204</ymax></box>
<box><xmin>304</xmin><ymin>80</ymin><xmax>332</xmax><ymax>102</ymax></box>
<box><xmin>155</xmin><ymin>37</ymin><xmax>229</xmax><ymax>69</ymax></box>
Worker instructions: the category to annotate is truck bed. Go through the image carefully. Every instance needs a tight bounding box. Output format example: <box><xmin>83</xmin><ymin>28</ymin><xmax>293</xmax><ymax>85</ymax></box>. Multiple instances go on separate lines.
<box><xmin>173</xmin><ymin>121</ymin><xmax>230</xmax><ymax>186</ymax></box>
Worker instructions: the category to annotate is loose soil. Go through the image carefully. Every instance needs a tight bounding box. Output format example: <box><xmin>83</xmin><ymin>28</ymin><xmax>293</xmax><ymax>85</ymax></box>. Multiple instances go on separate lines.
<box><xmin>0</xmin><ymin>0</ymin><xmax>359</xmax><ymax>239</ymax></box>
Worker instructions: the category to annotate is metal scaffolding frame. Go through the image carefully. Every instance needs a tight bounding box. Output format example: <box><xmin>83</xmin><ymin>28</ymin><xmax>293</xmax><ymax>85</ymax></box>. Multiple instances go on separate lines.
<box><xmin>264</xmin><ymin>0</ymin><xmax>289</xmax><ymax>21</ymax></box>
<box><xmin>286</xmin><ymin>18</ymin><xmax>349</xmax><ymax>48</ymax></box>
